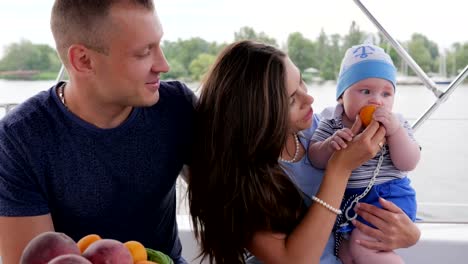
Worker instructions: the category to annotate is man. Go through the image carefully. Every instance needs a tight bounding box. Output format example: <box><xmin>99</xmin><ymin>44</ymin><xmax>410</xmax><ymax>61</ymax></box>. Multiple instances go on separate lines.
<box><xmin>0</xmin><ymin>1</ymin><xmax>194</xmax><ymax>263</ymax></box>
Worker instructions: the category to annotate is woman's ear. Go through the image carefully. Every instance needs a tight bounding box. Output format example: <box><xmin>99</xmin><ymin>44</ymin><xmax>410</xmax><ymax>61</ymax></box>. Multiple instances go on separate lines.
<box><xmin>67</xmin><ymin>44</ymin><xmax>94</xmax><ymax>74</ymax></box>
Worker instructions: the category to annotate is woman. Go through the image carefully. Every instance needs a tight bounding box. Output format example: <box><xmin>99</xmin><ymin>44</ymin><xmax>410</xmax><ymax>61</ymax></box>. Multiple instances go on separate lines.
<box><xmin>188</xmin><ymin>41</ymin><xmax>419</xmax><ymax>264</ymax></box>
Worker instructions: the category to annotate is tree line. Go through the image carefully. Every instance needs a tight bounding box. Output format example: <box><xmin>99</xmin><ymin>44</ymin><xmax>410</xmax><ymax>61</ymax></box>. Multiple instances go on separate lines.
<box><xmin>1</xmin><ymin>21</ymin><xmax>467</xmax><ymax>81</ymax></box>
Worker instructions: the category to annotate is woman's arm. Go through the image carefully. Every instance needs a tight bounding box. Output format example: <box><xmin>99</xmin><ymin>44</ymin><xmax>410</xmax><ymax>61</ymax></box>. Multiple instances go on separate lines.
<box><xmin>353</xmin><ymin>197</ymin><xmax>420</xmax><ymax>250</ymax></box>
<box><xmin>248</xmin><ymin>119</ymin><xmax>386</xmax><ymax>264</ymax></box>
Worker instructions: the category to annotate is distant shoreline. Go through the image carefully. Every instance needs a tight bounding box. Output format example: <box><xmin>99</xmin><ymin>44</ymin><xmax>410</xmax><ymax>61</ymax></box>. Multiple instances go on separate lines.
<box><xmin>0</xmin><ymin>70</ymin><xmax>57</xmax><ymax>81</ymax></box>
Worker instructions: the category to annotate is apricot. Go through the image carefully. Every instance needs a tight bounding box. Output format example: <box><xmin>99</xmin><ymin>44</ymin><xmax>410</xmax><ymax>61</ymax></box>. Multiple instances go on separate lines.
<box><xmin>359</xmin><ymin>105</ymin><xmax>377</xmax><ymax>127</ymax></box>
<box><xmin>82</xmin><ymin>239</ymin><xmax>133</xmax><ymax>264</ymax></box>
<box><xmin>124</xmin><ymin>240</ymin><xmax>148</xmax><ymax>262</ymax></box>
<box><xmin>20</xmin><ymin>231</ymin><xmax>80</xmax><ymax>264</ymax></box>
<box><xmin>136</xmin><ymin>261</ymin><xmax>159</xmax><ymax>264</ymax></box>
<box><xmin>48</xmin><ymin>254</ymin><xmax>92</xmax><ymax>264</ymax></box>
<box><xmin>77</xmin><ymin>234</ymin><xmax>102</xmax><ymax>253</ymax></box>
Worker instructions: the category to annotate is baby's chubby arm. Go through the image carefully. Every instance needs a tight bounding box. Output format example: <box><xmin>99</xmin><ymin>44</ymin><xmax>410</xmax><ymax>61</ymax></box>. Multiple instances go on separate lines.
<box><xmin>309</xmin><ymin>128</ymin><xmax>354</xmax><ymax>169</ymax></box>
<box><xmin>373</xmin><ymin>108</ymin><xmax>420</xmax><ymax>171</ymax></box>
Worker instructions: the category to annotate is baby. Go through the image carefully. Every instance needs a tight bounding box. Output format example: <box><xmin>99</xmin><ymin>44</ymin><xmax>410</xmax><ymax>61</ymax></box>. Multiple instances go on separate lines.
<box><xmin>309</xmin><ymin>43</ymin><xmax>421</xmax><ymax>264</ymax></box>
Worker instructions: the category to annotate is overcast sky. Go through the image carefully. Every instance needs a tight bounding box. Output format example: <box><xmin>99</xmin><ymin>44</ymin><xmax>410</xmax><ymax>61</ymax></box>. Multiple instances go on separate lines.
<box><xmin>0</xmin><ymin>0</ymin><xmax>466</xmax><ymax>57</ymax></box>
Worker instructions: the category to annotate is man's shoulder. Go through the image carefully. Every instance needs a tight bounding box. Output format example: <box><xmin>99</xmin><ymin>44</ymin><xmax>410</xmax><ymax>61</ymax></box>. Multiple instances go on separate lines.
<box><xmin>156</xmin><ymin>81</ymin><xmax>197</xmax><ymax>117</ymax></box>
<box><xmin>160</xmin><ymin>81</ymin><xmax>195</xmax><ymax>100</ymax></box>
<box><xmin>160</xmin><ymin>80</ymin><xmax>190</xmax><ymax>91</ymax></box>
<box><xmin>0</xmin><ymin>89</ymin><xmax>53</xmax><ymax>130</ymax></box>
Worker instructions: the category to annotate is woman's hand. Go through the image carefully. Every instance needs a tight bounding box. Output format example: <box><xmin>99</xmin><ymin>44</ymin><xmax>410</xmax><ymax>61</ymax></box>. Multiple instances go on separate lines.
<box><xmin>329</xmin><ymin>116</ymin><xmax>386</xmax><ymax>173</ymax></box>
<box><xmin>352</xmin><ymin>197</ymin><xmax>421</xmax><ymax>251</ymax></box>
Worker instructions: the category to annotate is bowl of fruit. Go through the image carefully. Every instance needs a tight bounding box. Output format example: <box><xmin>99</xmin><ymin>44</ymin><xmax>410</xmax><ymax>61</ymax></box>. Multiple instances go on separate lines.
<box><xmin>20</xmin><ymin>231</ymin><xmax>174</xmax><ymax>264</ymax></box>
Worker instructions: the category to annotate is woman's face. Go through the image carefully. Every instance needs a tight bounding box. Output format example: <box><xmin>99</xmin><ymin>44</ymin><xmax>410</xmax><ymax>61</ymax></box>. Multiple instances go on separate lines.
<box><xmin>284</xmin><ymin>57</ymin><xmax>315</xmax><ymax>133</ymax></box>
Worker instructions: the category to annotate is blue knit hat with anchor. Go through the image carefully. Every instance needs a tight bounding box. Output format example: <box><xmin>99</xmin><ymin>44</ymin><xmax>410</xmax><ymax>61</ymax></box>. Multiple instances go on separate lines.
<box><xmin>336</xmin><ymin>42</ymin><xmax>396</xmax><ymax>100</ymax></box>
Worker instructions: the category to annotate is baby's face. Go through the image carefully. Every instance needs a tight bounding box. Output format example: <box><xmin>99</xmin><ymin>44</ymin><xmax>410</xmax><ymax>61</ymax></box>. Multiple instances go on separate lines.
<box><xmin>340</xmin><ymin>78</ymin><xmax>395</xmax><ymax>122</ymax></box>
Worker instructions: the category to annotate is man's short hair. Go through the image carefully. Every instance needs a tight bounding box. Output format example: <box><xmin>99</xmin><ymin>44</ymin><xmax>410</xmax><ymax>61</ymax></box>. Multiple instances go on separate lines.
<box><xmin>51</xmin><ymin>0</ymin><xmax>154</xmax><ymax>64</ymax></box>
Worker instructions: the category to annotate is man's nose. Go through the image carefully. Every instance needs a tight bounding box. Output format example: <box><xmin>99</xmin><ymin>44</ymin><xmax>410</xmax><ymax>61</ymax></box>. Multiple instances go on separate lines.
<box><xmin>151</xmin><ymin>47</ymin><xmax>170</xmax><ymax>73</ymax></box>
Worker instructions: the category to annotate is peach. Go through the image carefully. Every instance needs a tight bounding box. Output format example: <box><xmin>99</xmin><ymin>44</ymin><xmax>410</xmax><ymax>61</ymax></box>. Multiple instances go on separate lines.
<box><xmin>47</xmin><ymin>254</ymin><xmax>92</xmax><ymax>264</ymax></box>
<box><xmin>20</xmin><ymin>231</ymin><xmax>80</xmax><ymax>264</ymax></box>
<box><xmin>82</xmin><ymin>239</ymin><xmax>133</xmax><ymax>264</ymax></box>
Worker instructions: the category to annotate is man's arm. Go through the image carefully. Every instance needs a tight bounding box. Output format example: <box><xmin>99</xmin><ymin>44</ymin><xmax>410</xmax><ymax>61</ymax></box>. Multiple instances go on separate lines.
<box><xmin>0</xmin><ymin>214</ymin><xmax>54</xmax><ymax>264</ymax></box>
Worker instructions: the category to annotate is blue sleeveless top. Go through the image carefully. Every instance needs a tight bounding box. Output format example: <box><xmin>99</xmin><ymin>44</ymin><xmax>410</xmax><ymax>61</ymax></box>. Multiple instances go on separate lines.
<box><xmin>280</xmin><ymin>114</ymin><xmax>342</xmax><ymax>264</ymax></box>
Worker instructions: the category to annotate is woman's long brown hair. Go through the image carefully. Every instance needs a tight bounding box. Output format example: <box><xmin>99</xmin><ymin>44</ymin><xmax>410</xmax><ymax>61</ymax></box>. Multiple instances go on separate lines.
<box><xmin>189</xmin><ymin>41</ymin><xmax>307</xmax><ymax>264</ymax></box>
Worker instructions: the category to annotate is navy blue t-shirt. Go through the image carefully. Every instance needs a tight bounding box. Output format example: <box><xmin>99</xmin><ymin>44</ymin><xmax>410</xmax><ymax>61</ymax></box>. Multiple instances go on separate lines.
<box><xmin>0</xmin><ymin>81</ymin><xmax>195</xmax><ymax>263</ymax></box>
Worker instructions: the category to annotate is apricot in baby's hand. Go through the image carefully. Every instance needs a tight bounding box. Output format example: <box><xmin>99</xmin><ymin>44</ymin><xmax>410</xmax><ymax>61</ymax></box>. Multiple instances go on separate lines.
<box><xmin>359</xmin><ymin>105</ymin><xmax>377</xmax><ymax>127</ymax></box>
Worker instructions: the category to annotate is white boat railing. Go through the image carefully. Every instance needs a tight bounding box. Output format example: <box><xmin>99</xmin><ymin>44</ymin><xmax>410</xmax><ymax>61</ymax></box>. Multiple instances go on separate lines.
<box><xmin>55</xmin><ymin>64</ymin><xmax>66</xmax><ymax>83</ymax></box>
<box><xmin>354</xmin><ymin>0</ymin><xmax>468</xmax><ymax>226</ymax></box>
<box><xmin>353</xmin><ymin>0</ymin><xmax>468</xmax><ymax>132</ymax></box>
<box><xmin>0</xmin><ymin>103</ymin><xmax>18</xmax><ymax>114</ymax></box>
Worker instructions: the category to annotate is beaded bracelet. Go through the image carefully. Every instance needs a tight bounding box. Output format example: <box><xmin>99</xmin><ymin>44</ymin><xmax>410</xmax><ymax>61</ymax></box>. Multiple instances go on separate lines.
<box><xmin>312</xmin><ymin>196</ymin><xmax>342</xmax><ymax>215</ymax></box>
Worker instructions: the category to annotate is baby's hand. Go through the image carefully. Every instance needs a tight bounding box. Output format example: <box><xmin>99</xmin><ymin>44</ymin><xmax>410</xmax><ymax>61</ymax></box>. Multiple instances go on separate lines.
<box><xmin>326</xmin><ymin>128</ymin><xmax>354</xmax><ymax>150</ymax></box>
<box><xmin>373</xmin><ymin>107</ymin><xmax>400</xmax><ymax>136</ymax></box>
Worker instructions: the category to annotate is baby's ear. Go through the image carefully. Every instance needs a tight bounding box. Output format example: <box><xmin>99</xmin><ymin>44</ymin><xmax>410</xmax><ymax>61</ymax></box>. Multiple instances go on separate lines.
<box><xmin>337</xmin><ymin>97</ymin><xmax>343</xmax><ymax>104</ymax></box>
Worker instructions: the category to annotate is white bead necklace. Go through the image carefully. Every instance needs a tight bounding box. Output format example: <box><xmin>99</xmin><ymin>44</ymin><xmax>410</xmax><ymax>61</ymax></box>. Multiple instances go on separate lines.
<box><xmin>279</xmin><ymin>133</ymin><xmax>300</xmax><ymax>163</ymax></box>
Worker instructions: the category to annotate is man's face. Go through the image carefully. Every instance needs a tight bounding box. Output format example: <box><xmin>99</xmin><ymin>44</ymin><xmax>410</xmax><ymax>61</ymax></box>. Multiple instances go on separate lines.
<box><xmin>91</xmin><ymin>3</ymin><xmax>170</xmax><ymax>107</ymax></box>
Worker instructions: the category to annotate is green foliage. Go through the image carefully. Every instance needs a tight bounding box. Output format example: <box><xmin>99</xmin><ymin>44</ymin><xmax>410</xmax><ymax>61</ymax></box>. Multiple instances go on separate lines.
<box><xmin>162</xmin><ymin>38</ymin><xmax>223</xmax><ymax>80</ymax></box>
<box><xmin>412</xmin><ymin>33</ymin><xmax>439</xmax><ymax>60</ymax></box>
<box><xmin>287</xmin><ymin>32</ymin><xmax>315</xmax><ymax>72</ymax></box>
<box><xmin>1</xmin><ymin>23</ymin><xmax>466</xmax><ymax>82</ymax></box>
<box><xmin>407</xmin><ymin>37</ymin><xmax>433</xmax><ymax>73</ymax></box>
<box><xmin>317</xmin><ymin>31</ymin><xmax>343</xmax><ymax>80</ymax></box>
<box><xmin>377</xmin><ymin>33</ymin><xmax>402</xmax><ymax>68</ymax></box>
<box><xmin>445</xmin><ymin>42</ymin><xmax>468</xmax><ymax>77</ymax></box>
<box><xmin>320</xmin><ymin>56</ymin><xmax>337</xmax><ymax>81</ymax></box>
<box><xmin>234</xmin><ymin>26</ymin><xmax>278</xmax><ymax>47</ymax></box>
<box><xmin>162</xmin><ymin>38</ymin><xmax>210</xmax><ymax>70</ymax></box>
<box><xmin>343</xmin><ymin>21</ymin><xmax>365</xmax><ymax>49</ymax></box>
<box><xmin>162</xmin><ymin>59</ymin><xmax>187</xmax><ymax>81</ymax></box>
<box><xmin>387</xmin><ymin>47</ymin><xmax>402</xmax><ymax>70</ymax></box>
<box><xmin>189</xmin><ymin>53</ymin><xmax>216</xmax><ymax>81</ymax></box>
<box><xmin>407</xmin><ymin>33</ymin><xmax>439</xmax><ymax>73</ymax></box>
<box><xmin>324</xmin><ymin>34</ymin><xmax>344</xmax><ymax>80</ymax></box>
<box><xmin>0</xmin><ymin>40</ymin><xmax>60</xmax><ymax>72</ymax></box>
